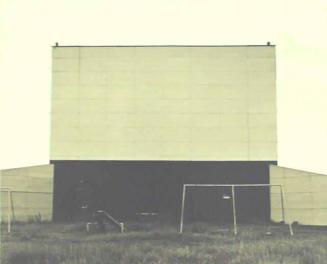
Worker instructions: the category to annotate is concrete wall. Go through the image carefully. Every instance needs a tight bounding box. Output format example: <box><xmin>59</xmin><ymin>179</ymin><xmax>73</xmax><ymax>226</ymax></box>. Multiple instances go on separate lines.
<box><xmin>51</xmin><ymin>46</ymin><xmax>276</xmax><ymax>161</ymax></box>
<box><xmin>270</xmin><ymin>165</ymin><xmax>327</xmax><ymax>225</ymax></box>
<box><xmin>0</xmin><ymin>164</ymin><xmax>54</xmax><ymax>222</ymax></box>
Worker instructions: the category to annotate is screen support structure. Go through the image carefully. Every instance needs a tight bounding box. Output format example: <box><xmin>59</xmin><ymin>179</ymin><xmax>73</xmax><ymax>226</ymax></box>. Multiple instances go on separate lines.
<box><xmin>179</xmin><ymin>184</ymin><xmax>293</xmax><ymax>236</ymax></box>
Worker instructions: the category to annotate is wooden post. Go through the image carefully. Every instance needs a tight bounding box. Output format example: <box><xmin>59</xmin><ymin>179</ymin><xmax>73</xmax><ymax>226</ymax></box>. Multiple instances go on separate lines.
<box><xmin>231</xmin><ymin>185</ymin><xmax>237</xmax><ymax>235</ymax></box>
<box><xmin>179</xmin><ymin>185</ymin><xmax>186</xmax><ymax>233</ymax></box>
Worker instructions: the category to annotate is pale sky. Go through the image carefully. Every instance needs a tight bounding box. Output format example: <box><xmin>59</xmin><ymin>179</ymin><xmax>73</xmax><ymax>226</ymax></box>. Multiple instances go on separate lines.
<box><xmin>1</xmin><ymin>0</ymin><xmax>327</xmax><ymax>174</ymax></box>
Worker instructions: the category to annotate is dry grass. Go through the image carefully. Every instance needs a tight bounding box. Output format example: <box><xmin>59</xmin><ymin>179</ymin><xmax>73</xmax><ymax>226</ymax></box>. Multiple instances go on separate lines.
<box><xmin>1</xmin><ymin>222</ymin><xmax>327</xmax><ymax>264</ymax></box>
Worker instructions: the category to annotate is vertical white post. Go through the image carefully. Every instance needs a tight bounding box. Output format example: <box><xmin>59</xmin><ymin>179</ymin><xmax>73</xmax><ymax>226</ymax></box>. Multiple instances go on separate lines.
<box><xmin>280</xmin><ymin>185</ymin><xmax>293</xmax><ymax>236</ymax></box>
<box><xmin>179</xmin><ymin>185</ymin><xmax>186</xmax><ymax>233</ymax></box>
<box><xmin>279</xmin><ymin>185</ymin><xmax>285</xmax><ymax>223</ymax></box>
<box><xmin>10</xmin><ymin>190</ymin><xmax>15</xmax><ymax>222</ymax></box>
<box><xmin>120</xmin><ymin>222</ymin><xmax>124</xmax><ymax>233</ymax></box>
<box><xmin>231</xmin><ymin>185</ymin><xmax>237</xmax><ymax>235</ymax></box>
<box><xmin>7</xmin><ymin>190</ymin><xmax>11</xmax><ymax>233</ymax></box>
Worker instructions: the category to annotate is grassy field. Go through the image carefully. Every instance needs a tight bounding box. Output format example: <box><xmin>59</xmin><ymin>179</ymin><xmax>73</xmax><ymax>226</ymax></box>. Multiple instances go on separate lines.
<box><xmin>1</xmin><ymin>222</ymin><xmax>327</xmax><ymax>264</ymax></box>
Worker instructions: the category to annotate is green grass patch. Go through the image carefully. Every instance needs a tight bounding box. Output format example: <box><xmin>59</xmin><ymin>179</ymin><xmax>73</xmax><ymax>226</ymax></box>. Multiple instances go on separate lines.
<box><xmin>1</xmin><ymin>222</ymin><xmax>326</xmax><ymax>264</ymax></box>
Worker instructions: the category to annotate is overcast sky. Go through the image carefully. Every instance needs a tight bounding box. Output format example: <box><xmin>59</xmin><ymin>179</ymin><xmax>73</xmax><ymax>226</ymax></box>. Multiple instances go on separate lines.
<box><xmin>1</xmin><ymin>0</ymin><xmax>327</xmax><ymax>174</ymax></box>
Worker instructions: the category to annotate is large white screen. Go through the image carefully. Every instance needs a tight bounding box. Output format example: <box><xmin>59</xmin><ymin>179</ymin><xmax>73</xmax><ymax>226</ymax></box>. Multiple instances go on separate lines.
<box><xmin>51</xmin><ymin>46</ymin><xmax>276</xmax><ymax>160</ymax></box>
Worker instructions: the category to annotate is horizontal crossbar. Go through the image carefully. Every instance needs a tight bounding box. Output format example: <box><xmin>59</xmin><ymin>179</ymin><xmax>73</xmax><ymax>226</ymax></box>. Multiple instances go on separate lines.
<box><xmin>184</xmin><ymin>184</ymin><xmax>282</xmax><ymax>187</ymax></box>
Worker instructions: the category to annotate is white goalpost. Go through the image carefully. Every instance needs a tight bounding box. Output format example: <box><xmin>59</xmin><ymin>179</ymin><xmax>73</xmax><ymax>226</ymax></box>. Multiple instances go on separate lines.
<box><xmin>179</xmin><ymin>184</ymin><xmax>293</xmax><ymax>236</ymax></box>
<box><xmin>0</xmin><ymin>187</ymin><xmax>13</xmax><ymax>233</ymax></box>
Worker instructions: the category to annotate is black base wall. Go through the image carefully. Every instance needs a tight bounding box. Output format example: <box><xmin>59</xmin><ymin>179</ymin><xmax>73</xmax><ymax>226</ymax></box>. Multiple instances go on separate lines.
<box><xmin>51</xmin><ymin>160</ymin><xmax>277</xmax><ymax>223</ymax></box>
